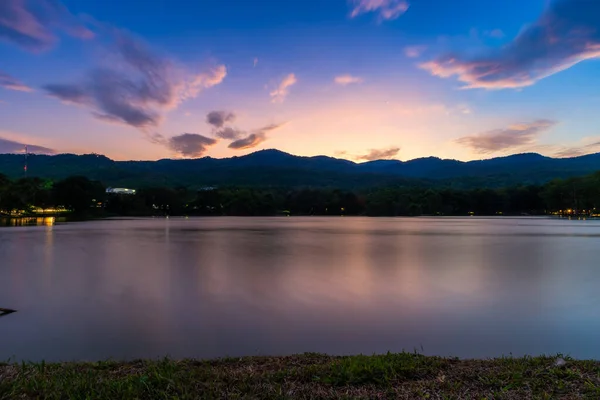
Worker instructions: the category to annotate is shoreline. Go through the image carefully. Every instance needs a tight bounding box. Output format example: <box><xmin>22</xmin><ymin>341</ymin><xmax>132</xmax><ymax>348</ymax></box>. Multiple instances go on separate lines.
<box><xmin>0</xmin><ymin>214</ymin><xmax>584</xmax><ymax>220</ymax></box>
<box><xmin>1</xmin><ymin>353</ymin><xmax>599</xmax><ymax>399</ymax></box>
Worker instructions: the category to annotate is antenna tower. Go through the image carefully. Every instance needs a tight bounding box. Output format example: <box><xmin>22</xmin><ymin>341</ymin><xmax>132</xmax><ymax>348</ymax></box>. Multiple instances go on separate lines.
<box><xmin>24</xmin><ymin>145</ymin><xmax>28</xmax><ymax>177</ymax></box>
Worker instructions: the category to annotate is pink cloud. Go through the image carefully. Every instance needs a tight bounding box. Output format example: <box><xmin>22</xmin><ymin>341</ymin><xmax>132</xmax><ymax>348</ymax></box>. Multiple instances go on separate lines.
<box><xmin>420</xmin><ymin>0</ymin><xmax>600</xmax><ymax>89</ymax></box>
<box><xmin>404</xmin><ymin>45</ymin><xmax>427</xmax><ymax>58</ymax></box>
<box><xmin>350</xmin><ymin>0</ymin><xmax>409</xmax><ymax>21</ymax></box>
<box><xmin>44</xmin><ymin>32</ymin><xmax>226</xmax><ymax>129</ymax></box>
<box><xmin>228</xmin><ymin>124</ymin><xmax>284</xmax><ymax>150</ymax></box>
<box><xmin>456</xmin><ymin>120</ymin><xmax>557</xmax><ymax>154</ymax></box>
<box><xmin>0</xmin><ymin>0</ymin><xmax>93</xmax><ymax>52</ymax></box>
<box><xmin>214</xmin><ymin>127</ymin><xmax>244</xmax><ymax>140</ymax></box>
<box><xmin>356</xmin><ymin>146</ymin><xmax>401</xmax><ymax>161</ymax></box>
<box><xmin>0</xmin><ymin>70</ymin><xmax>33</xmax><ymax>92</ymax></box>
<box><xmin>185</xmin><ymin>65</ymin><xmax>227</xmax><ymax>100</ymax></box>
<box><xmin>334</xmin><ymin>74</ymin><xmax>364</xmax><ymax>85</ymax></box>
<box><xmin>270</xmin><ymin>73</ymin><xmax>297</xmax><ymax>103</ymax></box>
<box><xmin>0</xmin><ymin>134</ymin><xmax>55</xmax><ymax>154</ymax></box>
<box><xmin>553</xmin><ymin>139</ymin><xmax>600</xmax><ymax>158</ymax></box>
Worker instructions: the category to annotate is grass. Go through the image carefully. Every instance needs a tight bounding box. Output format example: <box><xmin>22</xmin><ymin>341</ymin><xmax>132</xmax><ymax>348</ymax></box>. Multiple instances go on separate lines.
<box><xmin>1</xmin><ymin>352</ymin><xmax>600</xmax><ymax>399</ymax></box>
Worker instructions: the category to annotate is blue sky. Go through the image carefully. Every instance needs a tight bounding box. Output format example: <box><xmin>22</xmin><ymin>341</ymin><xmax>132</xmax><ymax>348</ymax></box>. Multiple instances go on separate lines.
<box><xmin>1</xmin><ymin>0</ymin><xmax>600</xmax><ymax>161</ymax></box>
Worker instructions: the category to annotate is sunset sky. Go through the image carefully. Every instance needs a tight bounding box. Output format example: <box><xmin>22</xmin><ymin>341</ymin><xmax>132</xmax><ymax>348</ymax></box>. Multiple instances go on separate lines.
<box><xmin>1</xmin><ymin>0</ymin><xmax>600</xmax><ymax>161</ymax></box>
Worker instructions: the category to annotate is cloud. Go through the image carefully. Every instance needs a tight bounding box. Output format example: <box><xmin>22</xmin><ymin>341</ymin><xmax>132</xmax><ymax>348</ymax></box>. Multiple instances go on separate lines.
<box><xmin>334</xmin><ymin>74</ymin><xmax>364</xmax><ymax>85</ymax></box>
<box><xmin>554</xmin><ymin>147</ymin><xmax>587</xmax><ymax>158</ymax></box>
<box><xmin>0</xmin><ymin>0</ymin><xmax>93</xmax><ymax>52</ymax></box>
<box><xmin>44</xmin><ymin>32</ymin><xmax>226</xmax><ymax>129</ymax></box>
<box><xmin>228</xmin><ymin>133</ymin><xmax>266</xmax><ymax>150</ymax></box>
<box><xmin>553</xmin><ymin>140</ymin><xmax>600</xmax><ymax>158</ymax></box>
<box><xmin>166</xmin><ymin>133</ymin><xmax>217</xmax><ymax>158</ymax></box>
<box><xmin>270</xmin><ymin>73</ymin><xmax>297</xmax><ymax>103</ymax></box>
<box><xmin>0</xmin><ymin>70</ymin><xmax>33</xmax><ymax>92</ymax></box>
<box><xmin>356</xmin><ymin>146</ymin><xmax>401</xmax><ymax>161</ymax></box>
<box><xmin>456</xmin><ymin>104</ymin><xmax>472</xmax><ymax>114</ymax></box>
<box><xmin>254</xmin><ymin>57</ymin><xmax>258</xmax><ymax>67</ymax></box>
<box><xmin>204</xmin><ymin>110</ymin><xmax>284</xmax><ymax>150</ymax></box>
<box><xmin>388</xmin><ymin>102</ymin><xmax>473</xmax><ymax>117</ymax></box>
<box><xmin>184</xmin><ymin>65</ymin><xmax>227</xmax><ymax>99</ymax></box>
<box><xmin>205</xmin><ymin>110</ymin><xmax>245</xmax><ymax>140</ymax></box>
<box><xmin>206</xmin><ymin>110</ymin><xmax>236</xmax><ymax>128</ymax></box>
<box><xmin>43</xmin><ymin>83</ymin><xmax>90</xmax><ymax>105</ymax></box>
<box><xmin>215</xmin><ymin>127</ymin><xmax>244</xmax><ymax>140</ymax></box>
<box><xmin>456</xmin><ymin>120</ymin><xmax>557</xmax><ymax>154</ymax></box>
<box><xmin>404</xmin><ymin>45</ymin><xmax>427</xmax><ymax>58</ymax></box>
<box><xmin>350</xmin><ymin>0</ymin><xmax>409</xmax><ymax>21</ymax></box>
<box><xmin>228</xmin><ymin>124</ymin><xmax>283</xmax><ymax>150</ymax></box>
<box><xmin>487</xmin><ymin>29</ymin><xmax>505</xmax><ymax>39</ymax></box>
<box><xmin>0</xmin><ymin>135</ymin><xmax>55</xmax><ymax>154</ymax></box>
<box><xmin>420</xmin><ymin>0</ymin><xmax>600</xmax><ymax>89</ymax></box>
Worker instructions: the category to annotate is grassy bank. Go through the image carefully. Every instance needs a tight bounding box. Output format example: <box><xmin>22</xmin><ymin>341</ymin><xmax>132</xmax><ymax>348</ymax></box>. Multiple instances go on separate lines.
<box><xmin>1</xmin><ymin>353</ymin><xmax>599</xmax><ymax>399</ymax></box>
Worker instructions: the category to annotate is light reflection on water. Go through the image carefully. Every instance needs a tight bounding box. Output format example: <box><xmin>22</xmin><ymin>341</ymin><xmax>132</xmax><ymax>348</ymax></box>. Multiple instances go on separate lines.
<box><xmin>0</xmin><ymin>217</ymin><xmax>61</xmax><ymax>227</ymax></box>
<box><xmin>1</xmin><ymin>217</ymin><xmax>600</xmax><ymax>362</ymax></box>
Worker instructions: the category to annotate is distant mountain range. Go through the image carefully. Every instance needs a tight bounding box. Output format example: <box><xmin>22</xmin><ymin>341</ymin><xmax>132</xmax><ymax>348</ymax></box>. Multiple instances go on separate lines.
<box><xmin>1</xmin><ymin>149</ymin><xmax>600</xmax><ymax>189</ymax></box>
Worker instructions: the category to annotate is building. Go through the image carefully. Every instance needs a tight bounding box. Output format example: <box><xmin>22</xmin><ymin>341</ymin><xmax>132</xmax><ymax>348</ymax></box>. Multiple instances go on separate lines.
<box><xmin>106</xmin><ymin>187</ymin><xmax>136</xmax><ymax>195</ymax></box>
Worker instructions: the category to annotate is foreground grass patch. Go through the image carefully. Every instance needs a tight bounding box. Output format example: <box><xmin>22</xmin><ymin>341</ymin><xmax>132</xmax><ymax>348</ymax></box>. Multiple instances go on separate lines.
<box><xmin>1</xmin><ymin>353</ymin><xmax>600</xmax><ymax>399</ymax></box>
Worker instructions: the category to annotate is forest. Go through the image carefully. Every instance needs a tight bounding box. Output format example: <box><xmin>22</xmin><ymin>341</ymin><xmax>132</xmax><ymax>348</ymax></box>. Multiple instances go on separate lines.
<box><xmin>3</xmin><ymin>151</ymin><xmax>600</xmax><ymax>190</ymax></box>
<box><xmin>1</xmin><ymin>171</ymin><xmax>600</xmax><ymax>217</ymax></box>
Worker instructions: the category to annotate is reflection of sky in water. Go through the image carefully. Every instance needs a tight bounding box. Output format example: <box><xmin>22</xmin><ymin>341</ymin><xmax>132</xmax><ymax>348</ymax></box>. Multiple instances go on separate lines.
<box><xmin>2</xmin><ymin>217</ymin><xmax>600</xmax><ymax>361</ymax></box>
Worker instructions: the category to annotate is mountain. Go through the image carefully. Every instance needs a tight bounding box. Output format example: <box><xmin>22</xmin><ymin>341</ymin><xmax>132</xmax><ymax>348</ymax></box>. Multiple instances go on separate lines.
<box><xmin>1</xmin><ymin>149</ymin><xmax>600</xmax><ymax>189</ymax></box>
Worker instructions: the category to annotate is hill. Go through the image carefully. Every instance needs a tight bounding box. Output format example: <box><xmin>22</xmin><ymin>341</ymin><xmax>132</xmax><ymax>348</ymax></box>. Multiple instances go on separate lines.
<box><xmin>1</xmin><ymin>149</ymin><xmax>600</xmax><ymax>188</ymax></box>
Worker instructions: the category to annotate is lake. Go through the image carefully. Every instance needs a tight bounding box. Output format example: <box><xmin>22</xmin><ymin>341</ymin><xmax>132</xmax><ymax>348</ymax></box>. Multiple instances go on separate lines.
<box><xmin>1</xmin><ymin>216</ymin><xmax>600</xmax><ymax>362</ymax></box>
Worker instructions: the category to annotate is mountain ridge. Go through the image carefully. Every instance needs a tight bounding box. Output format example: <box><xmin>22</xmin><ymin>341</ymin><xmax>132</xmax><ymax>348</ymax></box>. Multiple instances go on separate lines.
<box><xmin>1</xmin><ymin>149</ymin><xmax>599</xmax><ymax>189</ymax></box>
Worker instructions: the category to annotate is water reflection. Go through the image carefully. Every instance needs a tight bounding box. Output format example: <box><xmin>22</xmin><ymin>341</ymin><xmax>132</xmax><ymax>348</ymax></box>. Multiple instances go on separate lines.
<box><xmin>2</xmin><ymin>217</ymin><xmax>600</xmax><ymax>362</ymax></box>
<box><xmin>0</xmin><ymin>216</ymin><xmax>60</xmax><ymax>227</ymax></box>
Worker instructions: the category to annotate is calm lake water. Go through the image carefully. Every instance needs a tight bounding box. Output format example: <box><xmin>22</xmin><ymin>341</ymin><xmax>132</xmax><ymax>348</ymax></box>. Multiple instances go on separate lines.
<box><xmin>1</xmin><ymin>216</ymin><xmax>600</xmax><ymax>362</ymax></box>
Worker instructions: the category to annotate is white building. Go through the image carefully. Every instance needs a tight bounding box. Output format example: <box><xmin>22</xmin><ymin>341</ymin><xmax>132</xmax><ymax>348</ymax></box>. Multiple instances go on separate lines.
<box><xmin>106</xmin><ymin>187</ymin><xmax>136</xmax><ymax>195</ymax></box>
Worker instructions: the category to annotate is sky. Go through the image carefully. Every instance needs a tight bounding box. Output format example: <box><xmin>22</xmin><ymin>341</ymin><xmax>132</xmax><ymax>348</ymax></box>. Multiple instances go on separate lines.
<box><xmin>1</xmin><ymin>0</ymin><xmax>600</xmax><ymax>162</ymax></box>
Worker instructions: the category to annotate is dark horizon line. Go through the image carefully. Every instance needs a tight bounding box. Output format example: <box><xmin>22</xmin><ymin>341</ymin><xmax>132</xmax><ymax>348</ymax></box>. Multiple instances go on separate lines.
<box><xmin>0</xmin><ymin>148</ymin><xmax>597</xmax><ymax>164</ymax></box>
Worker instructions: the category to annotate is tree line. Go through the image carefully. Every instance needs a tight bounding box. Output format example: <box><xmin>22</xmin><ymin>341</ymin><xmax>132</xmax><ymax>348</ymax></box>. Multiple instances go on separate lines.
<box><xmin>1</xmin><ymin>171</ymin><xmax>600</xmax><ymax>217</ymax></box>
